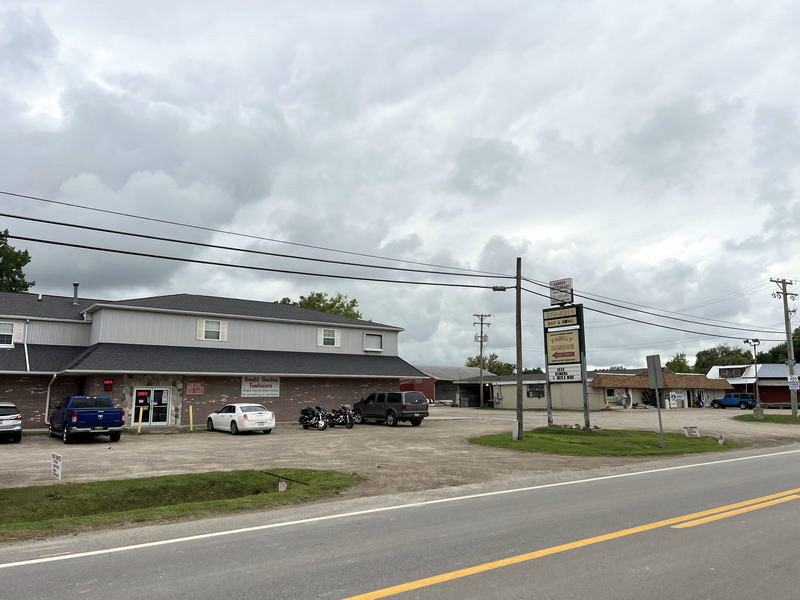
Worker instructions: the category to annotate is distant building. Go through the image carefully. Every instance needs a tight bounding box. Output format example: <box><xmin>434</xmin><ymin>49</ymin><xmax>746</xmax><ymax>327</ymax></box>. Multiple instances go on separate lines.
<box><xmin>401</xmin><ymin>365</ymin><xmax>484</xmax><ymax>405</ymax></box>
<box><xmin>707</xmin><ymin>364</ymin><xmax>795</xmax><ymax>407</ymax></box>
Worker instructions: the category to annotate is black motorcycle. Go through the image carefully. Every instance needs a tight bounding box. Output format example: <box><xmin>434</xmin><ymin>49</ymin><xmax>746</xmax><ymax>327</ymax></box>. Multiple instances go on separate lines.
<box><xmin>299</xmin><ymin>405</ymin><xmax>328</xmax><ymax>430</ymax></box>
<box><xmin>327</xmin><ymin>404</ymin><xmax>355</xmax><ymax>429</ymax></box>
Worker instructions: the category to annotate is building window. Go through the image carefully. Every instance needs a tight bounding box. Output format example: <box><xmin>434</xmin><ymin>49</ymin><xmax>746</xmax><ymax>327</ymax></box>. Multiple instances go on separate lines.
<box><xmin>204</xmin><ymin>320</ymin><xmax>221</xmax><ymax>340</ymax></box>
<box><xmin>606</xmin><ymin>388</ymin><xmax>615</xmax><ymax>397</ymax></box>
<box><xmin>364</xmin><ymin>333</ymin><xmax>383</xmax><ymax>351</ymax></box>
<box><xmin>0</xmin><ymin>322</ymin><xmax>12</xmax><ymax>346</ymax></box>
<box><xmin>197</xmin><ymin>319</ymin><xmax>227</xmax><ymax>341</ymax></box>
<box><xmin>317</xmin><ymin>328</ymin><xmax>340</xmax><ymax>347</ymax></box>
<box><xmin>527</xmin><ymin>384</ymin><xmax>544</xmax><ymax>398</ymax></box>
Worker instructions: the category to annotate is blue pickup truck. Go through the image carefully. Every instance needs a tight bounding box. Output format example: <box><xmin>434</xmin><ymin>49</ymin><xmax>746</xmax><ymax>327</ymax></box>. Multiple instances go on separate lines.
<box><xmin>710</xmin><ymin>392</ymin><xmax>757</xmax><ymax>410</ymax></box>
<box><xmin>48</xmin><ymin>396</ymin><xmax>126</xmax><ymax>444</ymax></box>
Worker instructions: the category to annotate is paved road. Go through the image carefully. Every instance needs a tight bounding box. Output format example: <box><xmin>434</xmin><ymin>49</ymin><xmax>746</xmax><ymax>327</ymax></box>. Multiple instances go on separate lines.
<box><xmin>2</xmin><ymin>446</ymin><xmax>799</xmax><ymax>599</ymax></box>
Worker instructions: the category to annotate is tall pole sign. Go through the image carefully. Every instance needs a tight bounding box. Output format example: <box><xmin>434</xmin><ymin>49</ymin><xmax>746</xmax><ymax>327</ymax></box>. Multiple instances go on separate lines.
<box><xmin>543</xmin><ymin>278</ymin><xmax>589</xmax><ymax>428</ymax></box>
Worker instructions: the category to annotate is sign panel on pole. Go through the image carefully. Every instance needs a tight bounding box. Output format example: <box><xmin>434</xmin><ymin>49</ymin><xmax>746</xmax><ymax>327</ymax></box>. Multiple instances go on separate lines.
<box><xmin>546</xmin><ymin>330</ymin><xmax>580</xmax><ymax>364</ymax></box>
<box><xmin>549</xmin><ymin>278</ymin><xmax>574</xmax><ymax>306</ymax></box>
<box><xmin>548</xmin><ymin>364</ymin><xmax>582</xmax><ymax>383</ymax></box>
<box><xmin>646</xmin><ymin>354</ymin><xmax>664</xmax><ymax>389</ymax></box>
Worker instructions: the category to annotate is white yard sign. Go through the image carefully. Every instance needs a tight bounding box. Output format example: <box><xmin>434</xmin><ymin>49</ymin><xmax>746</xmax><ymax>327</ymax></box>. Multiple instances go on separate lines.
<box><xmin>51</xmin><ymin>452</ymin><xmax>62</xmax><ymax>480</ymax></box>
<box><xmin>241</xmin><ymin>376</ymin><xmax>280</xmax><ymax>397</ymax></box>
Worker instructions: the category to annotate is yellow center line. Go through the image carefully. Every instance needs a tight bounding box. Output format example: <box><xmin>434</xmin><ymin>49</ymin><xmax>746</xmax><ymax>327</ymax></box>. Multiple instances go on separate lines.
<box><xmin>672</xmin><ymin>495</ymin><xmax>800</xmax><ymax>528</ymax></box>
<box><xmin>343</xmin><ymin>487</ymin><xmax>800</xmax><ymax>600</ymax></box>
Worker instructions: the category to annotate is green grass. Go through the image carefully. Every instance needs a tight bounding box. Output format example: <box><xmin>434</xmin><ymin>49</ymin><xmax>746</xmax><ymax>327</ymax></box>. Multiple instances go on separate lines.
<box><xmin>734</xmin><ymin>414</ymin><xmax>800</xmax><ymax>424</ymax></box>
<box><xmin>0</xmin><ymin>469</ymin><xmax>361</xmax><ymax>542</ymax></box>
<box><xmin>470</xmin><ymin>427</ymin><xmax>744</xmax><ymax>456</ymax></box>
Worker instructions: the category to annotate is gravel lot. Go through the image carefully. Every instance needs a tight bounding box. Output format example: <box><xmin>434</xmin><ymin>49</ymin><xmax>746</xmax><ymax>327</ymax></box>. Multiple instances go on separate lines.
<box><xmin>2</xmin><ymin>406</ymin><xmax>798</xmax><ymax>499</ymax></box>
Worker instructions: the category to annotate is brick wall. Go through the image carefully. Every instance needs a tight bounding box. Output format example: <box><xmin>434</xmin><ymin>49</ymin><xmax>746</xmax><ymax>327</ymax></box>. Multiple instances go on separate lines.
<box><xmin>0</xmin><ymin>374</ymin><xmax>81</xmax><ymax>426</ymax></box>
<box><xmin>1</xmin><ymin>373</ymin><xmax>402</xmax><ymax>429</ymax></box>
<box><xmin>181</xmin><ymin>376</ymin><xmax>399</xmax><ymax>425</ymax></box>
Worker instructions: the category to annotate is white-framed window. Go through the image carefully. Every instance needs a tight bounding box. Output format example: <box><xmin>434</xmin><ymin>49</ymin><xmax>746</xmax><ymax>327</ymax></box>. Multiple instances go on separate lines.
<box><xmin>196</xmin><ymin>319</ymin><xmax>227</xmax><ymax>341</ymax></box>
<box><xmin>317</xmin><ymin>327</ymin><xmax>340</xmax><ymax>347</ymax></box>
<box><xmin>364</xmin><ymin>333</ymin><xmax>383</xmax><ymax>352</ymax></box>
<box><xmin>0</xmin><ymin>322</ymin><xmax>13</xmax><ymax>346</ymax></box>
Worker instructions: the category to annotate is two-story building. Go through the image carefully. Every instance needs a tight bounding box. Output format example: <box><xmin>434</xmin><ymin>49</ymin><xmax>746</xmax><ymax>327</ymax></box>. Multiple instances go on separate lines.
<box><xmin>0</xmin><ymin>287</ymin><xmax>425</xmax><ymax>428</ymax></box>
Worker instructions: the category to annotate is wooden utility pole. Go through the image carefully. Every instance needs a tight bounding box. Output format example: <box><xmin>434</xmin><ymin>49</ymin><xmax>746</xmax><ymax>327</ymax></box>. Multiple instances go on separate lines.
<box><xmin>771</xmin><ymin>278</ymin><xmax>797</xmax><ymax>417</ymax></box>
<box><xmin>514</xmin><ymin>257</ymin><xmax>523</xmax><ymax>440</ymax></box>
<box><xmin>473</xmin><ymin>313</ymin><xmax>491</xmax><ymax>408</ymax></box>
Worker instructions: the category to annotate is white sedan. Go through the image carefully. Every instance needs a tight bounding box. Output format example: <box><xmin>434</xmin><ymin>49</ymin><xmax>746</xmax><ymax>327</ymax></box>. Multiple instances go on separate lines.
<box><xmin>207</xmin><ymin>403</ymin><xmax>275</xmax><ymax>435</ymax></box>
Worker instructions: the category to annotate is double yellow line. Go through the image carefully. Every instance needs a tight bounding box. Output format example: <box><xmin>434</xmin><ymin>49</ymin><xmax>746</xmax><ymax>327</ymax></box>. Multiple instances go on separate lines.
<box><xmin>345</xmin><ymin>487</ymin><xmax>800</xmax><ymax>600</ymax></box>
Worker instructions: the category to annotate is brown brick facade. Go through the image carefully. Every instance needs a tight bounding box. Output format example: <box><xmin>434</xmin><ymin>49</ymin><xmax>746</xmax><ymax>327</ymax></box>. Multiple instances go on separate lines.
<box><xmin>2</xmin><ymin>373</ymin><xmax>400</xmax><ymax>429</ymax></box>
<box><xmin>181</xmin><ymin>376</ymin><xmax>398</xmax><ymax>425</ymax></box>
<box><xmin>0</xmin><ymin>375</ymin><xmax>81</xmax><ymax>426</ymax></box>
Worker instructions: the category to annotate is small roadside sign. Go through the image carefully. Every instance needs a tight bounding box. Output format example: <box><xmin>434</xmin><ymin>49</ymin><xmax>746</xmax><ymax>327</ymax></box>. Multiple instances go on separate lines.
<box><xmin>51</xmin><ymin>452</ymin><xmax>63</xmax><ymax>481</ymax></box>
<box><xmin>683</xmin><ymin>426</ymin><xmax>701</xmax><ymax>438</ymax></box>
<box><xmin>788</xmin><ymin>375</ymin><xmax>798</xmax><ymax>383</ymax></box>
<box><xmin>790</xmin><ymin>383</ymin><xmax>800</xmax><ymax>391</ymax></box>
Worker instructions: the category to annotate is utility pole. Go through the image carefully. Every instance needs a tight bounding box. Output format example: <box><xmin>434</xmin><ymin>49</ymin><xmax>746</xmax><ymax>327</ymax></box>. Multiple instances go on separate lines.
<box><xmin>744</xmin><ymin>338</ymin><xmax>763</xmax><ymax>419</ymax></box>
<box><xmin>473</xmin><ymin>313</ymin><xmax>491</xmax><ymax>408</ymax></box>
<box><xmin>514</xmin><ymin>257</ymin><xmax>523</xmax><ymax>440</ymax></box>
<box><xmin>771</xmin><ymin>278</ymin><xmax>798</xmax><ymax>417</ymax></box>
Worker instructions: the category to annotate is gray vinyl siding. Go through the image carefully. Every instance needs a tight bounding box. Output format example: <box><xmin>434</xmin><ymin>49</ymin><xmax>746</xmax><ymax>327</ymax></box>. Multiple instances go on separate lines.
<box><xmin>0</xmin><ymin>319</ymin><xmax>90</xmax><ymax>347</ymax></box>
<box><xmin>90</xmin><ymin>308</ymin><xmax>400</xmax><ymax>355</ymax></box>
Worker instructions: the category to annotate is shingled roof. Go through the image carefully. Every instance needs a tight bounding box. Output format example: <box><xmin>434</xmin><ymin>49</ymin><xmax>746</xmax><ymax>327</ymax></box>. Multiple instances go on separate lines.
<box><xmin>590</xmin><ymin>369</ymin><xmax>732</xmax><ymax>390</ymax></box>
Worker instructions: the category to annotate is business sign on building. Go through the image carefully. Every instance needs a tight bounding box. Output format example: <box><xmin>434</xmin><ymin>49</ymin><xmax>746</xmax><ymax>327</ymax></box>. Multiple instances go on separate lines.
<box><xmin>241</xmin><ymin>376</ymin><xmax>280</xmax><ymax>397</ymax></box>
<box><xmin>546</xmin><ymin>330</ymin><xmax>580</xmax><ymax>364</ymax></box>
<box><xmin>549</xmin><ymin>278</ymin><xmax>574</xmax><ymax>306</ymax></box>
<box><xmin>547</xmin><ymin>364</ymin><xmax>582</xmax><ymax>382</ymax></box>
<box><xmin>186</xmin><ymin>382</ymin><xmax>205</xmax><ymax>395</ymax></box>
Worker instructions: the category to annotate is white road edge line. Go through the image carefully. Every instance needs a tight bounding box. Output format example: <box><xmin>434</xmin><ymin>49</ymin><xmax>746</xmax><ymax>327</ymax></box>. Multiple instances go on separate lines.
<box><xmin>3</xmin><ymin>447</ymin><xmax>799</xmax><ymax>570</ymax></box>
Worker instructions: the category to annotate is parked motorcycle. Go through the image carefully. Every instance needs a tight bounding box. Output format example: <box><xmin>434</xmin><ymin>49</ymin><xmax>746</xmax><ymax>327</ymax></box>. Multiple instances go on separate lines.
<box><xmin>299</xmin><ymin>405</ymin><xmax>328</xmax><ymax>430</ymax></box>
<box><xmin>327</xmin><ymin>404</ymin><xmax>355</xmax><ymax>429</ymax></box>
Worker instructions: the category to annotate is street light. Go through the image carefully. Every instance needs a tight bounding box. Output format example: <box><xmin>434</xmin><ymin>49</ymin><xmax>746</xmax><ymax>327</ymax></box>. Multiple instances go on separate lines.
<box><xmin>743</xmin><ymin>338</ymin><xmax>764</xmax><ymax>420</ymax></box>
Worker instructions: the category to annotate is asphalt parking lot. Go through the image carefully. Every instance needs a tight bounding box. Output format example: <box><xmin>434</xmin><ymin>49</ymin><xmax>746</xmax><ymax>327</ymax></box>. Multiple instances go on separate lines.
<box><xmin>2</xmin><ymin>406</ymin><xmax>799</xmax><ymax>498</ymax></box>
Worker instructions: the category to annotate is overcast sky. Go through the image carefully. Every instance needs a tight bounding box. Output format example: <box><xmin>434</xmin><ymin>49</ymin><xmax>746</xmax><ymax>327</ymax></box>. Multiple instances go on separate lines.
<box><xmin>2</xmin><ymin>1</ymin><xmax>798</xmax><ymax>370</ymax></box>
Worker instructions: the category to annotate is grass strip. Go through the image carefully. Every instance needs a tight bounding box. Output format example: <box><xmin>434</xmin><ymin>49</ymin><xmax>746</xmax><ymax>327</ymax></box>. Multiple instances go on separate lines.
<box><xmin>470</xmin><ymin>427</ymin><xmax>744</xmax><ymax>456</ymax></box>
<box><xmin>0</xmin><ymin>468</ymin><xmax>361</xmax><ymax>542</ymax></box>
<box><xmin>734</xmin><ymin>414</ymin><xmax>800</xmax><ymax>424</ymax></box>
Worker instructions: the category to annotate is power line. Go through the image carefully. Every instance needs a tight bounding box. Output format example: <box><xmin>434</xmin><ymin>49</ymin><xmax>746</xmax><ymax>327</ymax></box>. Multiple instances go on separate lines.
<box><xmin>3</xmin><ymin>188</ymin><xmax>783</xmax><ymax>333</ymax></box>
<box><xmin>0</xmin><ymin>189</ymin><xmax>509</xmax><ymax>277</ymax></box>
<box><xmin>4</xmin><ymin>235</ymin><xmax>504</xmax><ymax>291</ymax></box>
<box><xmin>520</xmin><ymin>287</ymin><xmax>785</xmax><ymax>342</ymax></box>
<box><xmin>0</xmin><ymin>212</ymin><xmax>513</xmax><ymax>281</ymax></box>
<box><xmin>522</xmin><ymin>277</ymin><xmax>783</xmax><ymax>334</ymax></box>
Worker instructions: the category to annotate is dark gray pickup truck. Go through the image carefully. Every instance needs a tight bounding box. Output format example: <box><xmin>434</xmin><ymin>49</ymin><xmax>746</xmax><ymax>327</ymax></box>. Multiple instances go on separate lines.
<box><xmin>352</xmin><ymin>391</ymin><xmax>429</xmax><ymax>426</ymax></box>
<box><xmin>48</xmin><ymin>396</ymin><xmax>126</xmax><ymax>444</ymax></box>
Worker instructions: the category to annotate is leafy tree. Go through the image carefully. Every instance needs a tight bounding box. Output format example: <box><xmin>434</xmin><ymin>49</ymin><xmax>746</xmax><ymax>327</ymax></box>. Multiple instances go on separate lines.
<box><xmin>0</xmin><ymin>230</ymin><xmax>35</xmax><ymax>292</ymax></box>
<box><xmin>465</xmin><ymin>352</ymin><xmax>515</xmax><ymax>375</ymax></box>
<box><xmin>522</xmin><ymin>367</ymin><xmax>544</xmax><ymax>374</ymax></box>
<box><xmin>665</xmin><ymin>352</ymin><xmax>692</xmax><ymax>373</ymax></box>
<box><xmin>278</xmin><ymin>292</ymin><xmax>363</xmax><ymax>319</ymax></box>
<box><xmin>693</xmin><ymin>344</ymin><xmax>752</xmax><ymax>374</ymax></box>
<box><xmin>756</xmin><ymin>327</ymin><xmax>800</xmax><ymax>363</ymax></box>
<box><xmin>601</xmin><ymin>365</ymin><xmax>627</xmax><ymax>372</ymax></box>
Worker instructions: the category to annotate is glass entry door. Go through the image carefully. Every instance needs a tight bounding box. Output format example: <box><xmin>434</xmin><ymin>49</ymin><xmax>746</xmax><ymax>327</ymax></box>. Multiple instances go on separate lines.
<box><xmin>133</xmin><ymin>388</ymin><xmax>171</xmax><ymax>426</ymax></box>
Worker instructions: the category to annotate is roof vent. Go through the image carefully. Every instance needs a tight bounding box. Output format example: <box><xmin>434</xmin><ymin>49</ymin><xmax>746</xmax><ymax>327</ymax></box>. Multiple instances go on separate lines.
<box><xmin>72</xmin><ymin>282</ymin><xmax>80</xmax><ymax>305</ymax></box>
<box><xmin>37</xmin><ymin>294</ymin><xmax>42</xmax><ymax>301</ymax></box>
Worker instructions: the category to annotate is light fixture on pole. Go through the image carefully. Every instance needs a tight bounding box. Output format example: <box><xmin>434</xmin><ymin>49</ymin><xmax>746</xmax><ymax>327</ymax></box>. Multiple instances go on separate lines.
<box><xmin>743</xmin><ymin>338</ymin><xmax>764</xmax><ymax>420</ymax></box>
